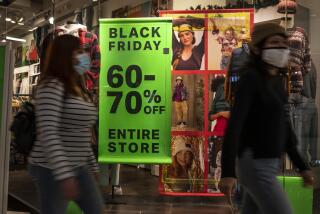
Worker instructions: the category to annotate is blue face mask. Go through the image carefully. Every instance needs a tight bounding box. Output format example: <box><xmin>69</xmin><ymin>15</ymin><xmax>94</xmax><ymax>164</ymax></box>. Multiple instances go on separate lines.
<box><xmin>73</xmin><ymin>53</ymin><xmax>91</xmax><ymax>75</ymax></box>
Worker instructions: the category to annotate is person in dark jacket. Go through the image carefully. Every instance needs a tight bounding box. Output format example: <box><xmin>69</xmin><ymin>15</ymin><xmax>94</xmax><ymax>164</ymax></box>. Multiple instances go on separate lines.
<box><xmin>219</xmin><ymin>23</ymin><xmax>313</xmax><ymax>214</ymax></box>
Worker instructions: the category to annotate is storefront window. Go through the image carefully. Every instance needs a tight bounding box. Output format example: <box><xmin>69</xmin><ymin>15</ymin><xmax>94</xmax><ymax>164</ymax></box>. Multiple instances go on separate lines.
<box><xmin>2</xmin><ymin>0</ymin><xmax>320</xmax><ymax>213</ymax></box>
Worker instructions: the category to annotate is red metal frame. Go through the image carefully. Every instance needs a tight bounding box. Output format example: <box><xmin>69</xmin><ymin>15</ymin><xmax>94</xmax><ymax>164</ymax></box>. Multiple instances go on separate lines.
<box><xmin>172</xmin><ymin>70</ymin><xmax>227</xmax><ymax>75</ymax></box>
<box><xmin>160</xmin><ymin>9</ymin><xmax>254</xmax><ymax>15</ymax></box>
<box><xmin>161</xmin><ymin>192</ymin><xmax>224</xmax><ymax>197</ymax></box>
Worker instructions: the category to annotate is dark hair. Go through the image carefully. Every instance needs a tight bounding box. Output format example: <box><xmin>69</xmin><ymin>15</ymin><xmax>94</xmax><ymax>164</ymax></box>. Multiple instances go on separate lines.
<box><xmin>41</xmin><ymin>34</ymin><xmax>81</xmax><ymax>95</ymax></box>
<box><xmin>178</xmin><ymin>30</ymin><xmax>196</xmax><ymax>45</ymax></box>
<box><xmin>169</xmin><ymin>150</ymin><xmax>194</xmax><ymax>177</ymax></box>
<box><xmin>40</xmin><ymin>32</ymin><xmax>54</xmax><ymax>73</ymax></box>
<box><xmin>172</xmin><ymin>31</ymin><xmax>196</xmax><ymax>69</ymax></box>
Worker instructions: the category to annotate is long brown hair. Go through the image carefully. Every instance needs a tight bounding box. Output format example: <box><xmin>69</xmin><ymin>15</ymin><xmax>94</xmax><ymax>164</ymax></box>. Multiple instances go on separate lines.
<box><xmin>40</xmin><ymin>32</ymin><xmax>54</xmax><ymax>73</ymax></box>
<box><xmin>41</xmin><ymin>34</ymin><xmax>82</xmax><ymax>96</ymax></box>
<box><xmin>172</xmin><ymin>31</ymin><xmax>195</xmax><ymax>70</ymax></box>
<box><xmin>169</xmin><ymin>151</ymin><xmax>194</xmax><ymax>178</ymax></box>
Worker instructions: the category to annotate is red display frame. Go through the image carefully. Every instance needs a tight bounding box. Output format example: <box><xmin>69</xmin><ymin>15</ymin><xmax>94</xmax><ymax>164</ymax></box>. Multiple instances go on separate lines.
<box><xmin>159</xmin><ymin>9</ymin><xmax>254</xmax><ymax>196</ymax></box>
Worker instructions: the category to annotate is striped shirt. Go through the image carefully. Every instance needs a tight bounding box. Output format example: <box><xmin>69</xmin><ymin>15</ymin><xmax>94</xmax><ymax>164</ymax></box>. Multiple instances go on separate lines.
<box><xmin>29</xmin><ymin>79</ymin><xmax>98</xmax><ymax>181</ymax></box>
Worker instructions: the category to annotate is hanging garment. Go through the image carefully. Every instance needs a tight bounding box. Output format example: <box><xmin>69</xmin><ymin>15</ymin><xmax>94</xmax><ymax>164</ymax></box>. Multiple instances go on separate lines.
<box><xmin>225</xmin><ymin>43</ymin><xmax>250</xmax><ymax>104</ymax></box>
<box><xmin>288</xmin><ymin>94</ymin><xmax>318</xmax><ymax>162</ymax></box>
<box><xmin>302</xmin><ymin>61</ymin><xmax>317</xmax><ymax>99</ymax></box>
<box><xmin>287</xmin><ymin>27</ymin><xmax>311</xmax><ymax>94</ymax></box>
<box><xmin>79</xmin><ymin>29</ymin><xmax>101</xmax><ymax>90</ymax></box>
<box><xmin>19</xmin><ymin>77</ymin><xmax>29</xmax><ymax>94</ymax></box>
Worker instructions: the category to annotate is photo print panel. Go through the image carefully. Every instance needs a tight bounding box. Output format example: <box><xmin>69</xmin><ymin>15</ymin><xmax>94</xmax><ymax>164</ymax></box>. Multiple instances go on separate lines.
<box><xmin>161</xmin><ymin>135</ymin><xmax>206</xmax><ymax>193</ymax></box>
<box><xmin>171</xmin><ymin>74</ymin><xmax>205</xmax><ymax>131</ymax></box>
<box><xmin>208</xmin><ymin>12</ymin><xmax>252</xmax><ymax>70</ymax></box>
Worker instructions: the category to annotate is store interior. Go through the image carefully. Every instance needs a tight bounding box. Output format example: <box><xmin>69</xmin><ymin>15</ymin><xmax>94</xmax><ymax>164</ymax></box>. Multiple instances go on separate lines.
<box><xmin>1</xmin><ymin>0</ymin><xmax>320</xmax><ymax>213</ymax></box>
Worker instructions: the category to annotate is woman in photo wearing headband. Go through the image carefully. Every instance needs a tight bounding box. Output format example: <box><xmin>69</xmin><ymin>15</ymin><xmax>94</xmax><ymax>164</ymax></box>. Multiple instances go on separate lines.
<box><xmin>172</xmin><ymin>22</ymin><xmax>205</xmax><ymax>70</ymax></box>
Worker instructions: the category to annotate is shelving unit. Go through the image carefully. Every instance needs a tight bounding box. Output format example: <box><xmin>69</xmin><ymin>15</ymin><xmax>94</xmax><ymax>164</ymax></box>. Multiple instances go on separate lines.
<box><xmin>13</xmin><ymin>62</ymin><xmax>40</xmax><ymax>95</ymax></box>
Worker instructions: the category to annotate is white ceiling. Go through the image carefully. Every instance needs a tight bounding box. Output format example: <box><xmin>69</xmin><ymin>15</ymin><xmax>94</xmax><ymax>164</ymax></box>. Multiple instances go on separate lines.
<box><xmin>1</xmin><ymin>0</ymin><xmax>319</xmax><ymax>39</ymax></box>
<box><xmin>0</xmin><ymin>0</ymin><xmax>95</xmax><ymax>38</ymax></box>
<box><xmin>0</xmin><ymin>0</ymin><xmax>48</xmax><ymax>37</ymax></box>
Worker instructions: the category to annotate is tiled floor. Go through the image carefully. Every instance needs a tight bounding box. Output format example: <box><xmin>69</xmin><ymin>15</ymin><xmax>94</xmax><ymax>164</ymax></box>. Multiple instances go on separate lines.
<box><xmin>102</xmin><ymin>196</ymin><xmax>232</xmax><ymax>213</ymax></box>
<box><xmin>8</xmin><ymin>165</ymin><xmax>232</xmax><ymax>214</ymax></box>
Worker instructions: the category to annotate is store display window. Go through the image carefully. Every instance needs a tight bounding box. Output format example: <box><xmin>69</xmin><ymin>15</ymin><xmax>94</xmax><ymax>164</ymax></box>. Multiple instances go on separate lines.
<box><xmin>160</xmin><ymin>9</ymin><xmax>254</xmax><ymax>196</ymax></box>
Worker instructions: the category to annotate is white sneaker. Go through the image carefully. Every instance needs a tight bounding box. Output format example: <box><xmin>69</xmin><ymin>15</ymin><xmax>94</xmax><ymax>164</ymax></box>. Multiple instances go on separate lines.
<box><xmin>180</xmin><ymin>122</ymin><xmax>187</xmax><ymax>127</ymax></box>
<box><xmin>113</xmin><ymin>186</ymin><xmax>123</xmax><ymax>195</ymax></box>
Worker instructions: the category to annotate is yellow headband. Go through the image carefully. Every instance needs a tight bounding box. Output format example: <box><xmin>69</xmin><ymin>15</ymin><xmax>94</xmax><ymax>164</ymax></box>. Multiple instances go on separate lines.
<box><xmin>178</xmin><ymin>24</ymin><xmax>193</xmax><ymax>33</ymax></box>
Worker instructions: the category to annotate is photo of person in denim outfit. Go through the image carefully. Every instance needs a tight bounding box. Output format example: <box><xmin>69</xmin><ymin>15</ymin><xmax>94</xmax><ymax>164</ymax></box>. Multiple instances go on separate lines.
<box><xmin>214</xmin><ymin>27</ymin><xmax>238</xmax><ymax>70</ymax></box>
<box><xmin>208</xmin><ymin>15</ymin><xmax>251</xmax><ymax>71</ymax></box>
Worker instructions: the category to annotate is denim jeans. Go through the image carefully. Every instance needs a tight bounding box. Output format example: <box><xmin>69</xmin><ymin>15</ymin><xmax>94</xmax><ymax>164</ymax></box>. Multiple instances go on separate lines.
<box><xmin>99</xmin><ymin>163</ymin><xmax>120</xmax><ymax>186</ymax></box>
<box><xmin>29</xmin><ymin>164</ymin><xmax>104</xmax><ymax>214</ymax></box>
<box><xmin>288</xmin><ymin>94</ymin><xmax>318</xmax><ymax>162</ymax></box>
<box><xmin>302</xmin><ymin>65</ymin><xmax>317</xmax><ymax>99</ymax></box>
<box><xmin>237</xmin><ymin>149</ymin><xmax>292</xmax><ymax>214</ymax></box>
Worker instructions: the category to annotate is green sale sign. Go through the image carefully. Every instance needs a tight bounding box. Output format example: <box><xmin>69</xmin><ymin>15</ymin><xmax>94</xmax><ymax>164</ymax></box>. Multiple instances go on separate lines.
<box><xmin>99</xmin><ymin>18</ymin><xmax>172</xmax><ymax>164</ymax></box>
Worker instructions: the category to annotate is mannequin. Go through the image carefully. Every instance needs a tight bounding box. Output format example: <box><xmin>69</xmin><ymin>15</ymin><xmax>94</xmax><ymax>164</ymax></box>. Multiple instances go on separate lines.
<box><xmin>285</xmin><ymin>18</ymin><xmax>311</xmax><ymax>94</ymax></box>
<box><xmin>281</xmin><ymin>17</ymin><xmax>318</xmax><ymax>163</ymax></box>
<box><xmin>225</xmin><ymin>41</ymin><xmax>250</xmax><ymax>104</ymax></box>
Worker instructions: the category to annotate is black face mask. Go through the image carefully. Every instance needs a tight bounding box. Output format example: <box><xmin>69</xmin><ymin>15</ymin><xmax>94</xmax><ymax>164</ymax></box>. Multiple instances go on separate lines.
<box><xmin>211</xmin><ymin>76</ymin><xmax>225</xmax><ymax>92</ymax></box>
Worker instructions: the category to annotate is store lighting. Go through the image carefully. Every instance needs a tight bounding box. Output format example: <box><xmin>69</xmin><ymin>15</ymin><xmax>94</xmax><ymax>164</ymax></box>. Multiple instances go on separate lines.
<box><xmin>11</xmin><ymin>20</ymin><xmax>16</xmax><ymax>24</ymax></box>
<box><xmin>18</xmin><ymin>22</ymin><xmax>24</xmax><ymax>25</ymax></box>
<box><xmin>18</xmin><ymin>17</ymin><xmax>23</xmax><ymax>22</ymax></box>
<box><xmin>49</xmin><ymin>16</ymin><xmax>54</xmax><ymax>24</ymax></box>
<box><xmin>5</xmin><ymin>17</ymin><xmax>11</xmax><ymax>22</ymax></box>
<box><xmin>1</xmin><ymin>39</ymin><xmax>6</xmax><ymax>43</ymax></box>
<box><xmin>6</xmin><ymin>36</ymin><xmax>26</xmax><ymax>43</ymax></box>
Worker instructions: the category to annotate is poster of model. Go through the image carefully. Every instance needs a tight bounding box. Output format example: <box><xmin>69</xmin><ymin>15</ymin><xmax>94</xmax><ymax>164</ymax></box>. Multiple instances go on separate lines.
<box><xmin>160</xmin><ymin>9</ymin><xmax>253</xmax><ymax>196</ymax></box>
